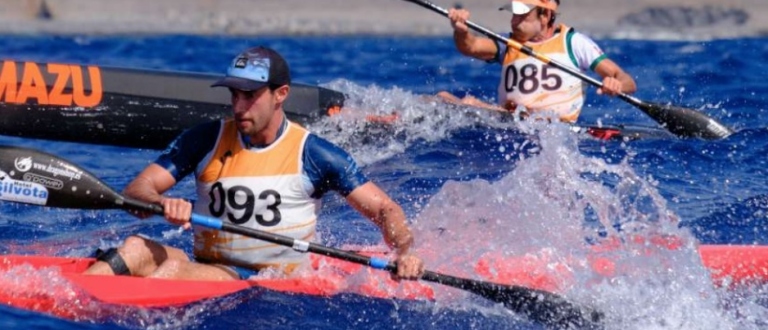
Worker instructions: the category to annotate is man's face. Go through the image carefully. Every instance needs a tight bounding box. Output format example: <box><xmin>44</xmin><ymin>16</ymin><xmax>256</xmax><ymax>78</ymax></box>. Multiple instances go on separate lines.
<box><xmin>510</xmin><ymin>9</ymin><xmax>547</xmax><ymax>41</ymax></box>
<box><xmin>230</xmin><ymin>86</ymin><xmax>279</xmax><ymax>137</ymax></box>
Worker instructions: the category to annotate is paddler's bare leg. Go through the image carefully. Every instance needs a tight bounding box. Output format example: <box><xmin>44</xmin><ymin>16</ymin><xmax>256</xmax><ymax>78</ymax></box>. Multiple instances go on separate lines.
<box><xmin>435</xmin><ymin>91</ymin><xmax>463</xmax><ymax>103</ymax></box>
<box><xmin>150</xmin><ymin>259</ymin><xmax>239</xmax><ymax>281</ymax></box>
<box><xmin>84</xmin><ymin>235</ymin><xmax>240</xmax><ymax>280</ymax></box>
<box><xmin>435</xmin><ymin>91</ymin><xmax>506</xmax><ymax>112</ymax></box>
<box><xmin>84</xmin><ymin>235</ymin><xmax>187</xmax><ymax>276</ymax></box>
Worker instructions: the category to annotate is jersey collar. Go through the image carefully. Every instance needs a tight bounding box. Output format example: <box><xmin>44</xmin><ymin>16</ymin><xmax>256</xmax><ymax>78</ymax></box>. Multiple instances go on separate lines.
<box><xmin>242</xmin><ymin>116</ymin><xmax>288</xmax><ymax>150</ymax></box>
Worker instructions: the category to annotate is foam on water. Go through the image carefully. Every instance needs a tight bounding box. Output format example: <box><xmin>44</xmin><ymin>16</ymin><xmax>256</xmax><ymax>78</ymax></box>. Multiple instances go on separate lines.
<box><xmin>306</xmin><ymin>82</ymin><xmax>768</xmax><ymax>328</ymax></box>
<box><xmin>308</xmin><ymin>79</ymin><xmax>520</xmax><ymax>165</ymax></box>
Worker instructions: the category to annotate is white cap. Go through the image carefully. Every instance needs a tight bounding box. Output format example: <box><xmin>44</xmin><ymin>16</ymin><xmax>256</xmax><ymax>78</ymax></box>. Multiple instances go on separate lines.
<box><xmin>499</xmin><ymin>0</ymin><xmax>558</xmax><ymax>15</ymax></box>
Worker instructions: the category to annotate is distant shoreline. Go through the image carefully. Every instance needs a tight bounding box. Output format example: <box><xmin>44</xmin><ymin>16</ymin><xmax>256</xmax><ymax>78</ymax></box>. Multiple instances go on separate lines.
<box><xmin>2</xmin><ymin>0</ymin><xmax>766</xmax><ymax>40</ymax></box>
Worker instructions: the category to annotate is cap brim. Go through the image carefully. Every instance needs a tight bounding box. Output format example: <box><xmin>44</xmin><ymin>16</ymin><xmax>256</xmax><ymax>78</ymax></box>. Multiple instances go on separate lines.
<box><xmin>210</xmin><ymin>76</ymin><xmax>268</xmax><ymax>91</ymax></box>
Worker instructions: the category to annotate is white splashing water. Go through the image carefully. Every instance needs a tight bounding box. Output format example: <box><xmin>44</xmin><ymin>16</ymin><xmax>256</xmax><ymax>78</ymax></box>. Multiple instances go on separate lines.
<box><xmin>312</xmin><ymin>79</ymin><xmax>517</xmax><ymax>165</ymax></box>
<box><xmin>312</xmin><ymin>81</ymin><xmax>768</xmax><ymax>329</ymax></box>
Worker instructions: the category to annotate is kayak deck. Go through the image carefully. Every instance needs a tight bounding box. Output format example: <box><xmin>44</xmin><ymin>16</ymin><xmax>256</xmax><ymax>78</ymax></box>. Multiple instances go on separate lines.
<box><xmin>476</xmin><ymin>243</ymin><xmax>768</xmax><ymax>293</ymax></box>
<box><xmin>0</xmin><ymin>253</ymin><xmax>434</xmax><ymax>314</ymax></box>
<box><xmin>3</xmin><ymin>243</ymin><xmax>768</xmax><ymax>319</ymax></box>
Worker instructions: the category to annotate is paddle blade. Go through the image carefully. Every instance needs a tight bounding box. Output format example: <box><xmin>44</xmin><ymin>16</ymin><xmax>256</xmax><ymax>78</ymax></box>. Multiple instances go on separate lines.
<box><xmin>421</xmin><ymin>271</ymin><xmax>602</xmax><ymax>328</ymax></box>
<box><xmin>635</xmin><ymin>101</ymin><xmax>733</xmax><ymax>140</ymax></box>
<box><xmin>498</xmin><ymin>285</ymin><xmax>602</xmax><ymax>329</ymax></box>
<box><xmin>0</xmin><ymin>146</ymin><xmax>123</xmax><ymax>209</ymax></box>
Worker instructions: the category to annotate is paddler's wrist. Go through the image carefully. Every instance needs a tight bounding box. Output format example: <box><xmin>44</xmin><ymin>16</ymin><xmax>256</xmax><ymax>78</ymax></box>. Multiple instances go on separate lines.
<box><xmin>453</xmin><ymin>29</ymin><xmax>470</xmax><ymax>41</ymax></box>
<box><xmin>392</xmin><ymin>233</ymin><xmax>414</xmax><ymax>256</ymax></box>
<box><xmin>395</xmin><ymin>248</ymin><xmax>411</xmax><ymax>257</ymax></box>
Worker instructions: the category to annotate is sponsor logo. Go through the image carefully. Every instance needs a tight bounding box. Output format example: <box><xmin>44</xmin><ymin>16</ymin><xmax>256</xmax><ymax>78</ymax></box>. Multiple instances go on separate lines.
<box><xmin>234</xmin><ymin>57</ymin><xmax>248</xmax><ymax>68</ymax></box>
<box><xmin>31</xmin><ymin>161</ymin><xmax>82</xmax><ymax>180</ymax></box>
<box><xmin>249</xmin><ymin>58</ymin><xmax>270</xmax><ymax>81</ymax></box>
<box><xmin>707</xmin><ymin>119</ymin><xmax>733</xmax><ymax>138</ymax></box>
<box><xmin>22</xmin><ymin>172</ymin><xmax>64</xmax><ymax>190</ymax></box>
<box><xmin>0</xmin><ymin>61</ymin><xmax>103</xmax><ymax>107</ymax></box>
<box><xmin>14</xmin><ymin>157</ymin><xmax>32</xmax><ymax>172</ymax></box>
<box><xmin>251</xmin><ymin>57</ymin><xmax>269</xmax><ymax>70</ymax></box>
<box><xmin>0</xmin><ymin>170</ymin><xmax>48</xmax><ymax>205</ymax></box>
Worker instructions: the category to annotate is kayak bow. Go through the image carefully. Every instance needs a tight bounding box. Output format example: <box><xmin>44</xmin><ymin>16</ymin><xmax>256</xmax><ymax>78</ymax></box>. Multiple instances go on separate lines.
<box><xmin>0</xmin><ymin>60</ymin><xmax>343</xmax><ymax>149</ymax></box>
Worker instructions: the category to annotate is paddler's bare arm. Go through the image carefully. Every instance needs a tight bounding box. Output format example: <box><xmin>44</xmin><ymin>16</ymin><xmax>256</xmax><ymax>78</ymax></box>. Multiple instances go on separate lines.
<box><xmin>123</xmin><ymin>163</ymin><xmax>192</xmax><ymax>229</ymax></box>
<box><xmin>346</xmin><ymin>182</ymin><xmax>424</xmax><ymax>279</ymax></box>
<box><xmin>449</xmin><ymin>8</ymin><xmax>498</xmax><ymax>61</ymax></box>
<box><xmin>594</xmin><ymin>58</ymin><xmax>637</xmax><ymax>96</ymax></box>
<box><xmin>124</xmin><ymin>164</ymin><xmax>175</xmax><ymax>204</ymax></box>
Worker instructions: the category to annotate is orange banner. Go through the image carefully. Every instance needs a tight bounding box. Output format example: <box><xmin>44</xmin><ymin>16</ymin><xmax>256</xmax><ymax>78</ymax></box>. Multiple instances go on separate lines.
<box><xmin>0</xmin><ymin>61</ymin><xmax>102</xmax><ymax>107</ymax></box>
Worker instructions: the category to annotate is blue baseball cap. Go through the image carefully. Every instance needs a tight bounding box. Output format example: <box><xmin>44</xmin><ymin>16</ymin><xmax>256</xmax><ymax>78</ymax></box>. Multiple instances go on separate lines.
<box><xmin>211</xmin><ymin>46</ymin><xmax>291</xmax><ymax>91</ymax></box>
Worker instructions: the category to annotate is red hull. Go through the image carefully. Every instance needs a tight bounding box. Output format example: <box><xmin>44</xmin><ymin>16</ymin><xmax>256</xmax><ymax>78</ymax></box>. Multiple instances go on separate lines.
<box><xmin>0</xmin><ymin>253</ymin><xmax>435</xmax><ymax>319</ymax></box>
<box><xmin>3</xmin><ymin>243</ymin><xmax>768</xmax><ymax>319</ymax></box>
<box><xmin>476</xmin><ymin>243</ymin><xmax>768</xmax><ymax>293</ymax></box>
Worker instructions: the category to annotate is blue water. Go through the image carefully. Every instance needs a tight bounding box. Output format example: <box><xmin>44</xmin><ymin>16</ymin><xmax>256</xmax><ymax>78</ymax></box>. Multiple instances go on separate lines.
<box><xmin>1</xmin><ymin>34</ymin><xmax>768</xmax><ymax>329</ymax></box>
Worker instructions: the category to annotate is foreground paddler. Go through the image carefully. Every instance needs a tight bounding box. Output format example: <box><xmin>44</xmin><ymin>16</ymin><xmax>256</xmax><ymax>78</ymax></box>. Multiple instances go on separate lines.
<box><xmin>438</xmin><ymin>0</ymin><xmax>637</xmax><ymax>123</ymax></box>
<box><xmin>0</xmin><ymin>146</ymin><xmax>603</xmax><ymax>328</ymax></box>
<box><xmin>84</xmin><ymin>46</ymin><xmax>425</xmax><ymax>281</ymax></box>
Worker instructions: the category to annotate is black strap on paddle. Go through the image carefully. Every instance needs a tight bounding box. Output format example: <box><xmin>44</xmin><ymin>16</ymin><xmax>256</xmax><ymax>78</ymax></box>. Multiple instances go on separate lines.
<box><xmin>402</xmin><ymin>0</ymin><xmax>734</xmax><ymax>140</ymax></box>
<box><xmin>0</xmin><ymin>145</ymin><xmax>603</xmax><ymax>328</ymax></box>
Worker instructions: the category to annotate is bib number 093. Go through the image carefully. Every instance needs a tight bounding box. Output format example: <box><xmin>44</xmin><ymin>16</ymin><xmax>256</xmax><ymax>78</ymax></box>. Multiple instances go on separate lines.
<box><xmin>208</xmin><ymin>182</ymin><xmax>282</xmax><ymax>226</ymax></box>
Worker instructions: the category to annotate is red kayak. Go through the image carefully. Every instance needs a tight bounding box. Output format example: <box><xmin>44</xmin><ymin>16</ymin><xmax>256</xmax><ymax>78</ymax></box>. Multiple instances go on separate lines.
<box><xmin>2</xmin><ymin>243</ymin><xmax>768</xmax><ymax>320</ymax></box>
<box><xmin>0</xmin><ymin>252</ymin><xmax>435</xmax><ymax>319</ymax></box>
<box><xmin>477</xmin><ymin>240</ymin><xmax>768</xmax><ymax>293</ymax></box>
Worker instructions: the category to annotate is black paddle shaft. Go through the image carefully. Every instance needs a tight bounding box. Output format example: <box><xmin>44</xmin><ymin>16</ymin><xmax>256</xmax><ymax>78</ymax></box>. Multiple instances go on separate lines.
<box><xmin>403</xmin><ymin>0</ymin><xmax>733</xmax><ymax>140</ymax></box>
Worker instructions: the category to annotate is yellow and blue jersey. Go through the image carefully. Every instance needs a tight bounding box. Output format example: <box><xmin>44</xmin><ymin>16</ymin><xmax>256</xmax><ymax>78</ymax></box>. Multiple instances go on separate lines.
<box><xmin>155</xmin><ymin>117</ymin><xmax>368</xmax><ymax>271</ymax></box>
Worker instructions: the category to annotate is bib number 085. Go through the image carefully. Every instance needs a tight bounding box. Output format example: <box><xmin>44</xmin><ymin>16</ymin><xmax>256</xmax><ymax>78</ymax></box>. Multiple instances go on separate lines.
<box><xmin>504</xmin><ymin>63</ymin><xmax>562</xmax><ymax>94</ymax></box>
<box><xmin>208</xmin><ymin>182</ymin><xmax>282</xmax><ymax>226</ymax></box>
